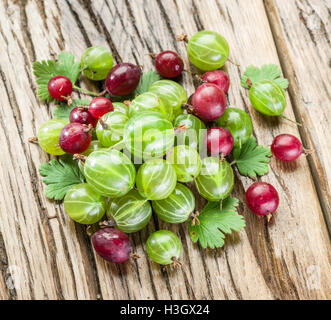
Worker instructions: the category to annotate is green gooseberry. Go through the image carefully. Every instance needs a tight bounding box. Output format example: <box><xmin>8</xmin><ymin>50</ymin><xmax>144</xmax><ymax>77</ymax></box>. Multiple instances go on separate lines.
<box><xmin>216</xmin><ymin>108</ymin><xmax>253</xmax><ymax>148</ymax></box>
<box><xmin>37</xmin><ymin>119</ymin><xmax>67</xmax><ymax>155</ymax></box>
<box><xmin>152</xmin><ymin>183</ymin><xmax>195</xmax><ymax>224</ymax></box>
<box><xmin>129</xmin><ymin>92</ymin><xmax>171</xmax><ymax>120</ymax></box>
<box><xmin>195</xmin><ymin>157</ymin><xmax>234</xmax><ymax>201</ymax></box>
<box><xmin>84</xmin><ymin>149</ymin><xmax>136</xmax><ymax>197</ymax></box>
<box><xmin>174</xmin><ymin>114</ymin><xmax>206</xmax><ymax>149</ymax></box>
<box><xmin>123</xmin><ymin>111</ymin><xmax>174</xmax><ymax>161</ymax></box>
<box><xmin>136</xmin><ymin>158</ymin><xmax>177</xmax><ymax>200</ymax></box>
<box><xmin>64</xmin><ymin>183</ymin><xmax>106</xmax><ymax>224</ymax></box>
<box><xmin>106</xmin><ymin>189</ymin><xmax>152</xmax><ymax>233</ymax></box>
<box><xmin>148</xmin><ymin>80</ymin><xmax>187</xmax><ymax>118</ymax></box>
<box><xmin>113</xmin><ymin>102</ymin><xmax>129</xmax><ymax>116</ymax></box>
<box><xmin>146</xmin><ymin>230</ymin><xmax>182</xmax><ymax>265</ymax></box>
<box><xmin>187</xmin><ymin>30</ymin><xmax>229</xmax><ymax>71</ymax></box>
<box><xmin>166</xmin><ymin>145</ymin><xmax>201</xmax><ymax>183</ymax></box>
<box><xmin>81</xmin><ymin>46</ymin><xmax>113</xmax><ymax>81</ymax></box>
<box><xmin>96</xmin><ymin>111</ymin><xmax>128</xmax><ymax>147</ymax></box>
<box><xmin>249</xmin><ymin>80</ymin><xmax>286</xmax><ymax>116</ymax></box>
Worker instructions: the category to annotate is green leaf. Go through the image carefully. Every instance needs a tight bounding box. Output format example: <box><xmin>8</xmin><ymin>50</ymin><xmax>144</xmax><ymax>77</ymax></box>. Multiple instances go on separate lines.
<box><xmin>274</xmin><ymin>78</ymin><xmax>289</xmax><ymax>89</ymax></box>
<box><xmin>53</xmin><ymin>99</ymin><xmax>91</xmax><ymax>120</ymax></box>
<box><xmin>240</xmin><ymin>64</ymin><xmax>288</xmax><ymax>89</ymax></box>
<box><xmin>190</xmin><ymin>197</ymin><xmax>245</xmax><ymax>249</ymax></box>
<box><xmin>33</xmin><ymin>60</ymin><xmax>57</xmax><ymax>102</ymax></box>
<box><xmin>56</xmin><ymin>51</ymin><xmax>81</xmax><ymax>84</ymax></box>
<box><xmin>33</xmin><ymin>51</ymin><xmax>81</xmax><ymax>102</ymax></box>
<box><xmin>233</xmin><ymin>137</ymin><xmax>272</xmax><ymax>178</ymax></box>
<box><xmin>39</xmin><ymin>155</ymin><xmax>85</xmax><ymax>201</ymax></box>
<box><xmin>134</xmin><ymin>71</ymin><xmax>161</xmax><ymax>95</ymax></box>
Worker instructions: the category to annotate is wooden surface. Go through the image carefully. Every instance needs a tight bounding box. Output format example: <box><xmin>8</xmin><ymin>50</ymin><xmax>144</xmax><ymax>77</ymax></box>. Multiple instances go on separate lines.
<box><xmin>0</xmin><ymin>0</ymin><xmax>330</xmax><ymax>300</ymax></box>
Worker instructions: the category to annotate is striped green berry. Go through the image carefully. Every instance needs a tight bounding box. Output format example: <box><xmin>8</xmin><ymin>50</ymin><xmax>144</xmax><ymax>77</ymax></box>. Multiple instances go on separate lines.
<box><xmin>146</xmin><ymin>230</ymin><xmax>182</xmax><ymax>265</ymax></box>
<box><xmin>216</xmin><ymin>108</ymin><xmax>253</xmax><ymax>148</ymax></box>
<box><xmin>166</xmin><ymin>145</ymin><xmax>201</xmax><ymax>183</ymax></box>
<box><xmin>152</xmin><ymin>183</ymin><xmax>195</xmax><ymax>223</ymax></box>
<box><xmin>195</xmin><ymin>157</ymin><xmax>234</xmax><ymax>201</ymax></box>
<box><xmin>249</xmin><ymin>80</ymin><xmax>286</xmax><ymax>116</ymax></box>
<box><xmin>129</xmin><ymin>92</ymin><xmax>171</xmax><ymax>120</ymax></box>
<box><xmin>113</xmin><ymin>102</ymin><xmax>129</xmax><ymax>116</ymax></box>
<box><xmin>136</xmin><ymin>158</ymin><xmax>176</xmax><ymax>200</ymax></box>
<box><xmin>96</xmin><ymin>111</ymin><xmax>128</xmax><ymax>147</ymax></box>
<box><xmin>84</xmin><ymin>149</ymin><xmax>136</xmax><ymax>197</ymax></box>
<box><xmin>38</xmin><ymin>119</ymin><xmax>67</xmax><ymax>155</ymax></box>
<box><xmin>174</xmin><ymin>114</ymin><xmax>206</xmax><ymax>150</ymax></box>
<box><xmin>107</xmin><ymin>189</ymin><xmax>152</xmax><ymax>233</ymax></box>
<box><xmin>187</xmin><ymin>30</ymin><xmax>229</xmax><ymax>71</ymax></box>
<box><xmin>64</xmin><ymin>183</ymin><xmax>106</xmax><ymax>224</ymax></box>
<box><xmin>148</xmin><ymin>80</ymin><xmax>187</xmax><ymax>119</ymax></box>
<box><xmin>123</xmin><ymin>111</ymin><xmax>174</xmax><ymax>161</ymax></box>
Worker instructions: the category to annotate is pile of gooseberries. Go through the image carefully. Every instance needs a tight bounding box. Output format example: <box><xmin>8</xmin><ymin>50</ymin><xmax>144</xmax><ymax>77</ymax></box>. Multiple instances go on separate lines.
<box><xmin>32</xmin><ymin>30</ymin><xmax>306</xmax><ymax>267</ymax></box>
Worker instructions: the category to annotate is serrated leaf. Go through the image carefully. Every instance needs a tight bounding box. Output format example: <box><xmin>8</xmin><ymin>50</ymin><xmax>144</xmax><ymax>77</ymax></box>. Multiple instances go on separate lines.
<box><xmin>190</xmin><ymin>197</ymin><xmax>245</xmax><ymax>249</ymax></box>
<box><xmin>33</xmin><ymin>60</ymin><xmax>58</xmax><ymax>102</ymax></box>
<box><xmin>134</xmin><ymin>71</ymin><xmax>161</xmax><ymax>95</ymax></box>
<box><xmin>233</xmin><ymin>137</ymin><xmax>272</xmax><ymax>178</ymax></box>
<box><xmin>240</xmin><ymin>64</ymin><xmax>288</xmax><ymax>89</ymax></box>
<box><xmin>274</xmin><ymin>78</ymin><xmax>289</xmax><ymax>89</ymax></box>
<box><xmin>39</xmin><ymin>155</ymin><xmax>85</xmax><ymax>201</ymax></box>
<box><xmin>53</xmin><ymin>99</ymin><xmax>91</xmax><ymax>120</ymax></box>
<box><xmin>33</xmin><ymin>51</ymin><xmax>81</xmax><ymax>102</ymax></box>
<box><xmin>56</xmin><ymin>51</ymin><xmax>81</xmax><ymax>84</ymax></box>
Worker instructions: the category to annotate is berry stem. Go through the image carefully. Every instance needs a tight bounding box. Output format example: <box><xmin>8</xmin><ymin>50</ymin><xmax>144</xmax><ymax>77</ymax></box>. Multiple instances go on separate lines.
<box><xmin>181</xmin><ymin>103</ymin><xmax>195</xmax><ymax>114</ymax></box>
<box><xmin>98</xmin><ymin>89</ymin><xmax>107</xmax><ymax>97</ymax></box>
<box><xmin>176</xmin><ymin>33</ymin><xmax>188</xmax><ymax>42</ymax></box>
<box><xmin>171</xmin><ymin>257</ymin><xmax>182</xmax><ymax>268</ymax></box>
<box><xmin>194</xmin><ymin>74</ymin><xmax>206</xmax><ymax>84</ymax></box>
<box><xmin>130</xmin><ymin>252</ymin><xmax>141</xmax><ymax>260</ymax></box>
<box><xmin>266</xmin><ymin>213</ymin><xmax>273</xmax><ymax>223</ymax></box>
<box><xmin>62</xmin><ymin>95</ymin><xmax>73</xmax><ymax>105</ymax></box>
<box><xmin>73</xmin><ymin>154</ymin><xmax>87</xmax><ymax>162</ymax></box>
<box><xmin>246</xmin><ymin>78</ymin><xmax>253</xmax><ymax>88</ymax></box>
<box><xmin>86</xmin><ymin>225</ymin><xmax>93</xmax><ymax>236</ymax></box>
<box><xmin>174</xmin><ymin>124</ymin><xmax>186</xmax><ymax>133</ymax></box>
<box><xmin>148</xmin><ymin>52</ymin><xmax>157</xmax><ymax>59</ymax></box>
<box><xmin>227</xmin><ymin>57</ymin><xmax>240</xmax><ymax>67</ymax></box>
<box><xmin>73</xmin><ymin>85</ymin><xmax>101</xmax><ymax>97</ymax></box>
<box><xmin>280</xmin><ymin>114</ymin><xmax>302</xmax><ymax>127</ymax></box>
<box><xmin>28</xmin><ymin>136</ymin><xmax>38</xmax><ymax>143</ymax></box>
<box><xmin>99</xmin><ymin>217</ymin><xmax>116</xmax><ymax>228</ymax></box>
<box><xmin>83</xmin><ymin>124</ymin><xmax>94</xmax><ymax>133</ymax></box>
<box><xmin>190</xmin><ymin>211</ymin><xmax>200</xmax><ymax>226</ymax></box>
<box><xmin>303</xmin><ymin>147</ymin><xmax>314</xmax><ymax>156</ymax></box>
<box><xmin>99</xmin><ymin>118</ymin><xmax>108</xmax><ymax>129</ymax></box>
<box><xmin>77</xmin><ymin>105</ymin><xmax>89</xmax><ymax>111</ymax></box>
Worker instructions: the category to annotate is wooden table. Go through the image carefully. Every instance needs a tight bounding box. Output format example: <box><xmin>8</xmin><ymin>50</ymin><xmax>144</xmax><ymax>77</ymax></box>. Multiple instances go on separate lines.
<box><xmin>0</xmin><ymin>0</ymin><xmax>330</xmax><ymax>300</ymax></box>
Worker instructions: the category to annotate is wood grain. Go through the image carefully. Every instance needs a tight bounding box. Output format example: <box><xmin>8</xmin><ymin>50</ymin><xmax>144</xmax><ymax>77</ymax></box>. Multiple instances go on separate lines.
<box><xmin>0</xmin><ymin>0</ymin><xmax>330</xmax><ymax>300</ymax></box>
<box><xmin>264</xmin><ymin>0</ymin><xmax>331</xmax><ymax>233</ymax></box>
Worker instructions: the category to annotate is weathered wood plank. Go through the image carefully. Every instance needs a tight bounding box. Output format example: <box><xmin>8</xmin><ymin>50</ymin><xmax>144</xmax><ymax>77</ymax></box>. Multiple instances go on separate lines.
<box><xmin>264</xmin><ymin>0</ymin><xmax>331</xmax><ymax>233</ymax></box>
<box><xmin>0</xmin><ymin>0</ymin><xmax>101</xmax><ymax>299</ymax></box>
<box><xmin>181</xmin><ymin>0</ymin><xmax>331</xmax><ymax>299</ymax></box>
<box><xmin>0</xmin><ymin>0</ymin><xmax>330</xmax><ymax>300</ymax></box>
